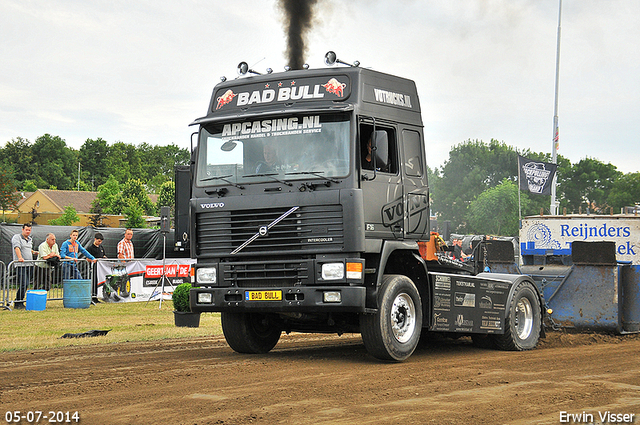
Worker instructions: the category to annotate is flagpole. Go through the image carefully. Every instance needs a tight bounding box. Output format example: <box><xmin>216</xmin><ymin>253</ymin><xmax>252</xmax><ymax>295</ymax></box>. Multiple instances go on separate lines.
<box><xmin>518</xmin><ymin>156</ymin><xmax>522</xmax><ymax>228</ymax></box>
<box><xmin>550</xmin><ymin>0</ymin><xmax>562</xmax><ymax>215</ymax></box>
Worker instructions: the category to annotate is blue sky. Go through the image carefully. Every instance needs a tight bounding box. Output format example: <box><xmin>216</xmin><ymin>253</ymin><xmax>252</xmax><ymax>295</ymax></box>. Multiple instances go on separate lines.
<box><xmin>1</xmin><ymin>0</ymin><xmax>638</xmax><ymax>173</ymax></box>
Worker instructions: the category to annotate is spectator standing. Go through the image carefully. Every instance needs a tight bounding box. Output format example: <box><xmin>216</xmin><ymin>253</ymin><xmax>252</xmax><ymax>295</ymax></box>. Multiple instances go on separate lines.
<box><xmin>87</xmin><ymin>232</ymin><xmax>107</xmax><ymax>302</ymax></box>
<box><xmin>11</xmin><ymin>223</ymin><xmax>38</xmax><ymax>308</ymax></box>
<box><xmin>87</xmin><ymin>232</ymin><xmax>107</xmax><ymax>259</ymax></box>
<box><xmin>117</xmin><ymin>228</ymin><xmax>135</xmax><ymax>260</ymax></box>
<box><xmin>60</xmin><ymin>229</ymin><xmax>95</xmax><ymax>279</ymax></box>
<box><xmin>35</xmin><ymin>233</ymin><xmax>61</xmax><ymax>290</ymax></box>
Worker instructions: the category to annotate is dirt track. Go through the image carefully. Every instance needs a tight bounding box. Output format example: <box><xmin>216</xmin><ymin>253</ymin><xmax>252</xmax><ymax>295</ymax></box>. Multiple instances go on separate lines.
<box><xmin>1</xmin><ymin>331</ymin><xmax>639</xmax><ymax>425</ymax></box>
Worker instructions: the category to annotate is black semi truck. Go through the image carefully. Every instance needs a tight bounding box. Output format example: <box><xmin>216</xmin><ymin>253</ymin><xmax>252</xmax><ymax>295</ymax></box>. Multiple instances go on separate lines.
<box><xmin>183</xmin><ymin>53</ymin><xmax>543</xmax><ymax>361</ymax></box>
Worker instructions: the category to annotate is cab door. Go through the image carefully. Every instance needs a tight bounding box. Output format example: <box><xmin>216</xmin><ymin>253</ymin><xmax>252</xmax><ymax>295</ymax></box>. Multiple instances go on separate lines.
<box><xmin>401</xmin><ymin>128</ymin><xmax>429</xmax><ymax>239</ymax></box>
<box><xmin>359</xmin><ymin>119</ymin><xmax>404</xmax><ymax>242</ymax></box>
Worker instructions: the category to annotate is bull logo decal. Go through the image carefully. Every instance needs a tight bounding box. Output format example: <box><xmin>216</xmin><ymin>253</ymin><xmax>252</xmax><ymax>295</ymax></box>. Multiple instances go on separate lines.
<box><xmin>216</xmin><ymin>89</ymin><xmax>238</xmax><ymax>110</ymax></box>
<box><xmin>322</xmin><ymin>78</ymin><xmax>346</xmax><ymax>97</ymax></box>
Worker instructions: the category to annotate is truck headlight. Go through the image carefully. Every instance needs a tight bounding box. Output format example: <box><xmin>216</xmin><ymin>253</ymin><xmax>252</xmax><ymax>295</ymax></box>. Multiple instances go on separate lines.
<box><xmin>321</xmin><ymin>263</ymin><xmax>344</xmax><ymax>280</ymax></box>
<box><xmin>197</xmin><ymin>293</ymin><xmax>213</xmax><ymax>304</ymax></box>
<box><xmin>196</xmin><ymin>267</ymin><xmax>217</xmax><ymax>284</ymax></box>
<box><xmin>323</xmin><ymin>291</ymin><xmax>341</xmax><ymax>303</ymax></box>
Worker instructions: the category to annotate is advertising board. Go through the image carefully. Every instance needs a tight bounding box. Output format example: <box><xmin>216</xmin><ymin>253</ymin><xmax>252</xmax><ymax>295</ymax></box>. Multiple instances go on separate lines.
<box><xmin>520</xmin><ymin>216</ymin><xmax>640</xmax><ymax>265</ymax></box>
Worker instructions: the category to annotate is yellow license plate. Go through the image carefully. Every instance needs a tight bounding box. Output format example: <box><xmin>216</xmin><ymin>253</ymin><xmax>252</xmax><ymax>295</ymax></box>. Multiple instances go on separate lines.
<box><xmin>245</xmin><ymin>290</ymin><xmax>282</xmax><ymax>301</ymax></box>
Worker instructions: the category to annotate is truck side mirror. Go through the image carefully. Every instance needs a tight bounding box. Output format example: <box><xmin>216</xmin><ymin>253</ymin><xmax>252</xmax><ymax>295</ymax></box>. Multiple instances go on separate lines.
<box><xmin>221</xmin><ymin>140</ymin><xmax>237</xmax><ymax>152</ymax></box>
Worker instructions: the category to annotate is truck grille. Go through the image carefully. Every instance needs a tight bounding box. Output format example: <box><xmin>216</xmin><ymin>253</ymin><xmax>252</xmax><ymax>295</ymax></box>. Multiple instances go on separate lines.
<box><xmin>196</xmin><ymin>205</ymin><xmax>344</xmax><ymax>257</ymax></box>
<box><xmin>221</xmin><ymin>259</ymin><xmax>313</xmax><ymax>287</ymax></box>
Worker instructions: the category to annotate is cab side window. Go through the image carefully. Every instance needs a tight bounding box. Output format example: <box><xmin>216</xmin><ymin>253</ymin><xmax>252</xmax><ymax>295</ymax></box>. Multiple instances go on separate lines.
<box><xmin>402</xmin><ymin>130</ymin><xmax>423</xmax><ymax>177</ymax></box>
<box><xmin>360</xmin><ymin>123</ymin><xmax>398</xmax><ymax>174</ymax></box>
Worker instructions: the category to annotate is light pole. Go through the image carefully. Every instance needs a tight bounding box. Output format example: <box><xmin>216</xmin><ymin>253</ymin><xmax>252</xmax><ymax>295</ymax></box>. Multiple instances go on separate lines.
<box><xmin>550</xmin><ymin>0</ymin><xmax>562</xmax><ymax>215</ymax></box>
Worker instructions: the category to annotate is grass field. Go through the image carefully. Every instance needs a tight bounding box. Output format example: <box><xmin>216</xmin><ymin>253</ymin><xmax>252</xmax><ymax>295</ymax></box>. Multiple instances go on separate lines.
<box><xmin>0</xmin><ymin>300</ymin><xmax>222</xmax><ymax>352</ymax></box>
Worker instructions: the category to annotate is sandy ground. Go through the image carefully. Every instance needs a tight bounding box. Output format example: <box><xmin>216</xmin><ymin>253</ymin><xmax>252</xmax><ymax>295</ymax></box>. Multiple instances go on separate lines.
<box><xmin>1</xmin><ymin>331</ymin><xmax>639</xmax><ymax>425</ymax></box>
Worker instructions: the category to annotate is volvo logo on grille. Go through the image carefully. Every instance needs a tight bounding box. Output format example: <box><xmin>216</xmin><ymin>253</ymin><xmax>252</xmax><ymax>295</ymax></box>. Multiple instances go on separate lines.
<box><xmin>258</xmin><ymin>225</ymin><xmax>269</xmax><ymax>237</ymax></box>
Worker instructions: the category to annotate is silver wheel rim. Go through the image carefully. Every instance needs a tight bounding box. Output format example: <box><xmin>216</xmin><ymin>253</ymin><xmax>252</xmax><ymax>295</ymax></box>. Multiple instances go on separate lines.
<box><xmin>514</xmin><ymin>297</ymin><xmax>533</xmax><ymax>339</ymax></box>
<box><xmin>390</xmin><ymin>293</ymin><xmax>416</xmax><ymax>343</ymax></box>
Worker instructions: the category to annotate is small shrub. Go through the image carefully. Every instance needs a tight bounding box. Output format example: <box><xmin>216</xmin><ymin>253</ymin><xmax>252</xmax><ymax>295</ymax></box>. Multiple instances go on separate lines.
<box><xmin>172</xmin><ymin>282</ymin><xmax>192</xmax><ymax>312</ymax></box>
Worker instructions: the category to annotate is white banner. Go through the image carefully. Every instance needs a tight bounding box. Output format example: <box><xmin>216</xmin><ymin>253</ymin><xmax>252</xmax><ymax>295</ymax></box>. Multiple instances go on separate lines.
<box><xmin>521</xmin><ymin>217</ymin><xmax>640</xmax><ymax>265</ymax></box>
<box><xmin>96</xmin><ymin>259</ymin><xmax>196</xmax><ymax>303</ymax></box>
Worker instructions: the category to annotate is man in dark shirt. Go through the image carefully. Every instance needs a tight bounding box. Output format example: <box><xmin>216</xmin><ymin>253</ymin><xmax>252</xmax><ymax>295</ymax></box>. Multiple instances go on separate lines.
<box><xmin>87</xmin><ymin>233</ymin><xmax>107</xmax><ymax>259</ymax></box>
<box><xmin>87</xmin><ymin>233</ymin><xmax>107</xmax><ymax>302</ymax></box>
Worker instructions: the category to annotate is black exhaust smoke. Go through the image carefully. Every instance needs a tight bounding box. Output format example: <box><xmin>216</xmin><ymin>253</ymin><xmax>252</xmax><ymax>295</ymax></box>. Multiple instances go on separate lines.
<box><xmin>278</xmin><ymin>0</ymin><xmax>319</xmax><ymax>70</ymax></box>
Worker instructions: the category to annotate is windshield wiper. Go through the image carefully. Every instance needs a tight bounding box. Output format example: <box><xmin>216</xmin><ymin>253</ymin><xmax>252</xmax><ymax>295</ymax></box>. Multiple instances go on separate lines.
<box><xmin>286</xmin><ymin>171</ymin><xmax>341</xmax><ymax>184</ymax></box>
<box><xmin>201</xmin><ymin>174</ymin><xmax>245</xmax><ymax>189</ymax></box>
<box><xmin>243</xmin><ymin>172</ymin><xmax>293</xmax><ymax>187</ymax></box>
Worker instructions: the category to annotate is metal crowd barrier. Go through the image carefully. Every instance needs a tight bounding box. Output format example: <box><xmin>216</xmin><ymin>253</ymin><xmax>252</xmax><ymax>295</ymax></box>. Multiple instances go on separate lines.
<box><xmin>0</xmin><ymin>261</ymin><xmax>7</xmax><ymax>310</ymax></box>
<box><xmin>3</xmin><ymin>258</ymin><xmax>192</xmax><ymax>310</ymax></box>
<box><xmin>4</xmin><ymin>259</ymin><xmax>94</xmax><ymax>310</ymax></box>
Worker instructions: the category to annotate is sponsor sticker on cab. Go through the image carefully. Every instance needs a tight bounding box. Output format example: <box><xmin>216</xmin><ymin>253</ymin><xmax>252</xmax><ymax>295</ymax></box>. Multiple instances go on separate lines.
<box><xmin>245</xmin><ymin>290</ymin><xmax>282</xmax><ymax>301</ymax></box>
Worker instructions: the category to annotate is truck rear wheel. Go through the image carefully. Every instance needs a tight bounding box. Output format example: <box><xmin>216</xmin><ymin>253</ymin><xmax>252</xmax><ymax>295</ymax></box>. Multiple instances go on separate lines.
<box><xmin>494</xmin><ymin>281</ymin><xmax>541</xmax><ymax>351</ymax></box>
<box><xmin>221</xmin><ymin>312</ymin><xmax>281</xmax><ymax>354</ymax></box>
<box><xmin>360</xmin><ymin>274</ymin><xmax>423</xmax><ymax>361</ymax></box>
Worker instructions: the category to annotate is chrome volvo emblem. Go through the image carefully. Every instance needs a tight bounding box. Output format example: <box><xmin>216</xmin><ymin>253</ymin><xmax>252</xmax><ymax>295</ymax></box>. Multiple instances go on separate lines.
<box><xmin>258</xmin><ymin>225</ymin><xmax>269</xmax><ymax>237</ymax></box>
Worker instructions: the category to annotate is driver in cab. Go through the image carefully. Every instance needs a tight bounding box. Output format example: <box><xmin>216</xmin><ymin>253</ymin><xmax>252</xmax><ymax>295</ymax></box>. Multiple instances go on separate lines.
<box><xmin>256</xmin><ymin>143</ymin><xmax>280</xmax><ymax>173</ymax></box>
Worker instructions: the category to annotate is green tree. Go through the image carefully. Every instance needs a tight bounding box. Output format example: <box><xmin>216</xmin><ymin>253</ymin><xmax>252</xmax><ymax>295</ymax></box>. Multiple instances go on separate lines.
<box><xmin>49</xmin><ymin>205</ymin><xmax>80</xmax><ymax>226</ymax></box>
<box><xmin>31</xmin><ymin>134</ymin><xmax>78</xmax><ymax>190</ymax></box>
<box><xmin>123</xmin><ymin>198</ymin><xmax>146</xmax><ymax>228</ymax></box>
<box><xmin>22</xmin><ymin>180</ymin><xmax>38</xmax><ymax>192</ymax></box>
<box><xmin>79</xmin><ymin>138</ymin><xmax>110</xmax><ymax>188</ymax></box>
<box><xmin>112</xmin><ymin>178</ymin><xmax>155</xmax><ymax>215</ymax></box>
<box><xmin>607</xmin><ymin>173</ymin><xmax>640</xmax><ymax>213</ymax></box>
<box><xmin>105</xmin><ymin>142</ymin><xmax>143</xmax><ymax>184</ymax></box>
<box><xmin>93</xmin><ymin>175</ymin><xmax>121</xmax><ymax>214</ymax></box>
<box><xmin>76</xmin><ymin>180</ymin><xmax>91</xmax><ymax>191</ymax></box>
<box><xmin>157</xmin><ymin>180</ymin><xmax>175</xmax><ymax>216</ymax></box>
<box><xmin>0</xmin><ymin>164</ymin><xmax>20</xmax><ymax>222</ymax></box>
<box><xmin>432</xmin><ymin>139</ymin><xmax>519</xmax><ymax>232</ymax></box>
<box><xmin>139</xmin><ymin>143</ymin><xmax>190</xmax><ymax>181</ymax></box>
<box><xmin>431</xmin><ymin>140</ymin><xmax>576</xmax><ymax>230</ymax></box>
<box><xmin>466</xmin><ymin>180</ymin><xmax>527</xmax><ymax>237</ymax></box>
<box><xmin>0</xmin><ymin>137</ymin><xmax>33</xmax><ymax>184</ymax></box>
<box><xmin>562</xmin><ymin>157</ymin><xmax>621</xmax><ymax>213</ymax></box>
<box><xmin>147</xmin><ymin>174</ymin><xmax>170</xmax><ymax>195</ymax></box>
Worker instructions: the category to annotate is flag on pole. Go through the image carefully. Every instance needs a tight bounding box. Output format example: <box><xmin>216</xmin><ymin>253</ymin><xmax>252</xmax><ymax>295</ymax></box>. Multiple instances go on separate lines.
<box><xmin>554</xmin><ymin>126</ymin><xmax>559</xmax><ymax>151</ymax></box>
<box><xmin>518</xmin><ymin>155</ymin><xmax>558</xmax><ymax>196</ymax></box>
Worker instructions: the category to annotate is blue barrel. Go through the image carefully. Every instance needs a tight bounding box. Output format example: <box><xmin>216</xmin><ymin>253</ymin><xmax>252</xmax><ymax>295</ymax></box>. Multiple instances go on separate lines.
<box><xmin>26</xmin><ymin>290</ymin><xmax>47</xmax><ymax>311</ymax></box>
<box><xmin>63</xmin><ymin>279</ymin><xmax>92</xmax><ymax>309</ymax></box>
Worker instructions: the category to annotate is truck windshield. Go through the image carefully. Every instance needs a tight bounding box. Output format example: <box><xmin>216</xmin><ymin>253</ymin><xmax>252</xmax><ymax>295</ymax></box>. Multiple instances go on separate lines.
<box><xmin>196</xmin><ymin>113</ymin><xmax>350</xmax><ymax>186</ymax></box>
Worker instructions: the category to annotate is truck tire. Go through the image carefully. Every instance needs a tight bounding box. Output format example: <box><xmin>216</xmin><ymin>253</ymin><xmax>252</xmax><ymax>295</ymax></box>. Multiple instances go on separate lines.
<box><xmin>221</xmin><ymin>312</ymin><xmax>281</xmax><ymax>354</ymax></box>
<box><xmin>494</xmin><ymin>281</ymin><xmax>541</xmax><ymax>351</ymax></box>
<box><xmin>360</xmin><ymin>274</ymin><xmax>423</xmax><ymax>361</ymax></box>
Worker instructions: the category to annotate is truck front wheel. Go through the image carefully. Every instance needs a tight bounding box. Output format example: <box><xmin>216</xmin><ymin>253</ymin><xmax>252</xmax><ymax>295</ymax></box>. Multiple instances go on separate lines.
<box><xmin>360</xmin><ymin>274</ymin><xmax>423</xmax><ymax>361</ymax></box>
<box><xmin>221</xmin><ymin>312</ymin><xmax>282</xmax><ymax>354</ymax></box>
<box><xmin>494</xmin><ymin>281</ymin><xmax>541</xmax><ymax>351</ymax></box>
